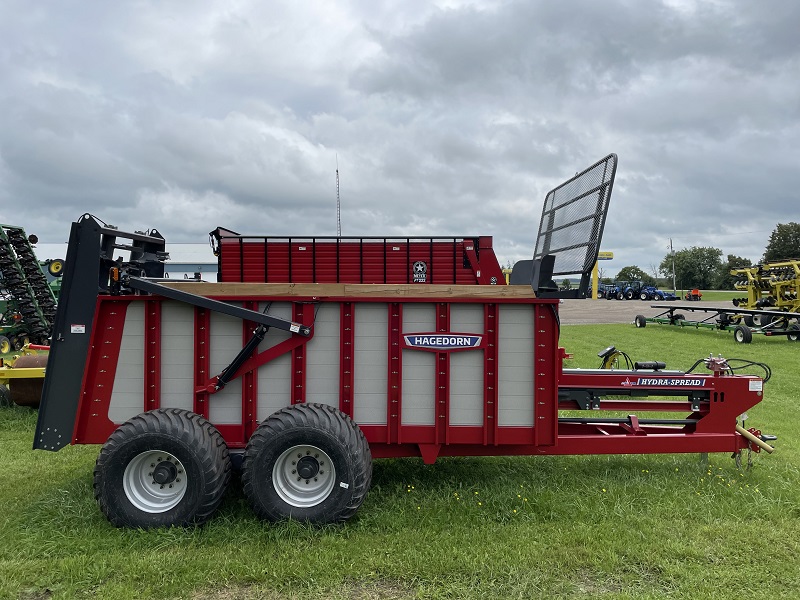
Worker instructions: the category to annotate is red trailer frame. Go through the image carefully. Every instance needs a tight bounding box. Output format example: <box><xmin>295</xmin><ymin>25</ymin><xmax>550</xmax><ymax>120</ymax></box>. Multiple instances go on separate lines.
<box><xmin>60</xmin><ymin>283</ymin><xmax>764</xmax><ymax>465</ymax></box>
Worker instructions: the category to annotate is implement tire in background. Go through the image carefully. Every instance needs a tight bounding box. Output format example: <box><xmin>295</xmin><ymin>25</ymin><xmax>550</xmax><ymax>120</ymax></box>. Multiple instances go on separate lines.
<box><xmin>734</xmin><ymin>325</ymin><xmax>753</xmax><ymax>344</ymax></box>
<box><xmin>787</xmin><ymin>324</ymin><xmax>800</xmax><ymax>342</ymax></box>
<box><xmin>634</xmin><ymin>315</ymin><xmax>647</xmax><ymax>328</ymax></box>
<box><xmin>242</xmin><ymin>403</ymin><xmax>372</xmax><ymax>524</ymax></box>
<box><xmin>93</xmin><ymin>409</ymin><xmax>231</xmax><ymax>528</ymax></box>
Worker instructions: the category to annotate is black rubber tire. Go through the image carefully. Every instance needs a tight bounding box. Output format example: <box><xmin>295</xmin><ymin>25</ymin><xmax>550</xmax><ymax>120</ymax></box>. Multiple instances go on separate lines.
<box><xmin>787</xmin><ymin>324</ymin><xmax>800</xmax><ymax>342</ymax></box>
<box><xmin>242</xmin><ymin>403</ymin><xmax>372</xmax><ymax>524</ymax></box>
<box><xmin>653</xmin><ymin>293</ymin><xmax>663</xmax><ymax>301</ymax></box>
<box><xmin>616</xmin><ymin>292</ymin><xmax>624</xmax><ymax>300</ymax></box>
<box><xmin>734</xmin><ymin>325</ymin><xmax>753</xmax><ymax>344</ymax></box>
<box><xmin>744</xmin><ymin>315</ymin><xmax>755</xmax><ymax>327</ymax></box>
<box><xmin>47</xmin><ymin>259</ymin><xmax>65</xmax><ymax>277</ymax></box>
<box><xmin>625</xmin><ymin>290</ymin><xmax>635</xmax><ymax>300</ymax></box>
<box><xmin>0</xmin><ymin>384</ymin><xmax>10</xmax><ymax>408</ymax></box>
<box><xmin>596</xmin><ymin>290</ymin><xmax>605</xmax><ymax>299</ymax></box>
<box><xmin>754</xmin><ymin>313</ymin><xmax>773</xmax><ymax>327</ymax></box>
<box><xmin>93</xmin><ymin>409</ymin><xmax>231</xmax><ymax>528</ymax></box>
<box><xmin>639</xmin><ymin>292</ymin><xmax>649</xmax><ymax>301</ymax></box>
<box><xmin>634</xmin><ymin>314</ymin><xmax>647</xmax><ymax>328</ymax></box>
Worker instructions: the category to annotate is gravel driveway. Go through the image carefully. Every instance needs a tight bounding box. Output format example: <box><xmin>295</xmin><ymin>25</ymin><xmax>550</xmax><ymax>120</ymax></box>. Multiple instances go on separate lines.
<box><xmin>557</xmin><ymin>298</ymin><xmax>731</xmax><ymax>325</ymax></box>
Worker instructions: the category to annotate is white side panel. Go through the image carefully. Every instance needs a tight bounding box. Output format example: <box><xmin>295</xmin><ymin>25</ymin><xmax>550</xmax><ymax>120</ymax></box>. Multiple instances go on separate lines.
<box><xmin>497</xmin><ymin>305</ymin><xmax>535</xmax><ymax>427</ymax></box>
<box><xmin>401</xmin><ymin>304</ymin><xmax>435</xmax><ymax>426</ymax></box>
<box><xmin>450</xmin><ymin>351</ymin><xmax>484</xmax><ymax>426</ymax></box>
<box><xmin>305</xmin><ymin>303</ymin><xmax>340</xmax><ymax>407</ymax></box>
<box><xmin>208</xmin><ymin>309</ymin><xmax>243</xmax><ymax>425</ymax></box>
<box><xmin>159</xmin><ymin>301</ymin><xmax>194</xmax><ymax>412</ymax></box>
<box><xmin>353</xmin><ymin>303</ymin><xmax>388</xmax><ymax>425</ymax></box>
<box><xmin>449</xmin><ymin>305</ymin><xmax>485</xmax><ymax>426</ymax></box>
<box><xmin>256</xmin><ymin>302</ymin><xmax>294</xmax><ymax>420</ymax></box>
<box><xmin>257</xmin><ymin>353</ymin><xmax>291</xmax><ymax>421</ymax></box>
<box><xmin>108</xmin><ymin>303</ymin><xmax>145</xmax><ymax>423</ymax></box>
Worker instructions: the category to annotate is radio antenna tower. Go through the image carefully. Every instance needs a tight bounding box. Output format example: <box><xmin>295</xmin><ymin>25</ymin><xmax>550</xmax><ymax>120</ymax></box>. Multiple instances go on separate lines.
<box><xmin>336</xmin><ymin>154</ymin><xmax>341</xmax><ymax>237</ymax></box>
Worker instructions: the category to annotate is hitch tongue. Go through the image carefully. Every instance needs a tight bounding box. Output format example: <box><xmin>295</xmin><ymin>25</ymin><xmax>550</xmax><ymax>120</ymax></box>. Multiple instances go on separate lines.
<box><xmin>735</xmin><ymin>425</ymin><xmax>775</xmax><ymax>454</ymax></box>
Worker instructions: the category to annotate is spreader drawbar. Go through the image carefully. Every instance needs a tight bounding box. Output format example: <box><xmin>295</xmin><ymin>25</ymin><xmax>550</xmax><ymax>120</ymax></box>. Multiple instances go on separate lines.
<box><xmin>126</xmin><ymin>277</ymin><xmax>311</xmax><ymax>337</ymax></box>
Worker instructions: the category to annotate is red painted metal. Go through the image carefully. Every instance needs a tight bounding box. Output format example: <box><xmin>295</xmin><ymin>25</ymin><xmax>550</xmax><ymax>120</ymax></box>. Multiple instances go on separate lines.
<box><xmin>70</xmin><ymin>290</ymin><xmax>765</xmax><ymax>462</ymax></box>
<box><xmin>212</xmin><ymin>231</ymin><xmax>507</xmax><ymax>286</ymax></box>
<box><xmin>339</xmin><ymin>303</ymin><xmax>354</xmax><ymax>418</ymax></box>
<box><xmin>72</xmin><ymin>299</ymin><xmax>130</xmax><ymax>445</ymax></box>
<box><xmin>144</xmin><ymin>299</ymin><xmax>161</xmax><ymax>412</ymax></box>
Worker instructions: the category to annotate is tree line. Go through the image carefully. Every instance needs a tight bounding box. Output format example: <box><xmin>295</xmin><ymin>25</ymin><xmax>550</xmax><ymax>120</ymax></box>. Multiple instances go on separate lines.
<box><xmin>608</xmin><ymin>222</ymin><xmax>800</xmax><ymax>290</ymax></box>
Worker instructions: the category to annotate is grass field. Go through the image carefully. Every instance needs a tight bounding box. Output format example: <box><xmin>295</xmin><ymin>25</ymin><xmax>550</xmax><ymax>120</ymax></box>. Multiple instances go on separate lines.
<box><xmin>2</xmin><ymin>324</ymin><xmax>799</xmax><ymax>599</ymax></box>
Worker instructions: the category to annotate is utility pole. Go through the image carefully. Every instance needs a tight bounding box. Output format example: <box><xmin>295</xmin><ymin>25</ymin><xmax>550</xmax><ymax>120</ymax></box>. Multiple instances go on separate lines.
<box><xmin>670</xmin><ymin>238</ymin><xmax>677</xmax><ymax>295</ymax></box>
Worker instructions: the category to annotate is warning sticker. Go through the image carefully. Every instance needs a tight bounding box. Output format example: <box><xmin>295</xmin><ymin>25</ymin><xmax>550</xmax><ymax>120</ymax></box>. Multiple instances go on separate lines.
<box><xmin>70</xmin><ymin>325</ymin><xmax>86</xmax><ymax>334</ymax></box>
<box><xmin>749</xmin><ymin>380</ymin><xmax>763</xmax><ymax>392</ymax></box>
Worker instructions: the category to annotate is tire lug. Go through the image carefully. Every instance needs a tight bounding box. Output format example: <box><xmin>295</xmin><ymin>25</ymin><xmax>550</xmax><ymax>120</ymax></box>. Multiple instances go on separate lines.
<box><xmin>305</xmin><ymin>480</ymin><xmax>310</xmax><ymax>484</ymax></box>
<box><xmin>160</xmin><ymin>485</ymin><xmax>164</xmax><ymax>489</ymax></box>
<box><xmin>291</xmin><ymin>470</ymin><xmax>296</xmax><ymax>474</ymax></box>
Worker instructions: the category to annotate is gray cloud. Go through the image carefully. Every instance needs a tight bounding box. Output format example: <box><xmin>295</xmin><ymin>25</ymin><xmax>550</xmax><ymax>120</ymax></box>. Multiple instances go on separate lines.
<box><xmin>1</xmin><ymin>0</ymin><xmax>798</xmax><ymax>276</ymax></box>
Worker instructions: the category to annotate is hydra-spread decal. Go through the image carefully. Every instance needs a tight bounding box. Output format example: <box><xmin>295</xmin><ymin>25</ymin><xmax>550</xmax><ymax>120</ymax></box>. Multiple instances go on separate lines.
<box><xmin>620</xmin><ymin>377</ymin><xmax>705</xmax><ymax>387</ymax></box>
<box><xmin>403</xmin><ymin>333</ymin><xmax>482</xmax><ymax>351</ymax></box>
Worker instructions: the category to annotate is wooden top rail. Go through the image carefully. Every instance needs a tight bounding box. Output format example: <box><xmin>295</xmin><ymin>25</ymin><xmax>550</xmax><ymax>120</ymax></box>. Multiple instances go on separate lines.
<box><xmin>160</xmin><ymin>282</ymin><xmax>541</xmax><ymax>300</ymax></box>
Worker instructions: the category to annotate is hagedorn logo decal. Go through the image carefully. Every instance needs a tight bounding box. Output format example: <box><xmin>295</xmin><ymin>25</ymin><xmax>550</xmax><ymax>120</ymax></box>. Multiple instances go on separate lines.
<box><xmin>403</xmin><ymin>333</ymin><xmax>483</xmax><ymax>351</ymax></box>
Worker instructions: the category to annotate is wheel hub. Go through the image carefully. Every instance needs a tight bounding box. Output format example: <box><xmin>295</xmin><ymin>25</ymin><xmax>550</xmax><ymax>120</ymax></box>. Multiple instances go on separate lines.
<box><xmin>152</xmin><ymin>460</ymin><xmax>178</xmax><ymax>485</ymax></box>
<box><xmin>296</xmin><ymin>455</ymin><xmax>320</xmax><ymax>479</ymax></box>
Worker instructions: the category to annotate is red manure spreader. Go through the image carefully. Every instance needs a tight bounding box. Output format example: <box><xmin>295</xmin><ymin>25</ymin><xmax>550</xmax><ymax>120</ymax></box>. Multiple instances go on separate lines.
<box><xmin>35</xmin><ymin>155</ymin><xmax>774</xmax><ymax>528</ymax></box>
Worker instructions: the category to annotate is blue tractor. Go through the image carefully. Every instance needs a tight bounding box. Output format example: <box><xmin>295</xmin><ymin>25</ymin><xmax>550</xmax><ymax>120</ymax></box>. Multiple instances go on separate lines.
<box><xmin>638</xmin><ymin>285</ymin><xmax>678</xmax><ymax>301</ymax></box>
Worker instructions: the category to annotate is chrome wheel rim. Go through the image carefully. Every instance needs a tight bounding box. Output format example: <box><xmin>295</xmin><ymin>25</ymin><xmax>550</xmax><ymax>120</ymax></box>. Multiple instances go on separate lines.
<box><xmin>123</xmin><ymin>450</ymin><xmax>188</xmax><ymax>513</ymax></box>
<box><xmin>273</xmin><ymin>444</ymin><xmax>335</xmax><ymax>507</ymax></box>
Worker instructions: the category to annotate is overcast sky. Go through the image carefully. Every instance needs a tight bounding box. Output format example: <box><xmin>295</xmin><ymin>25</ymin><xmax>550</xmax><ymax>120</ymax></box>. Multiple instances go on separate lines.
<box><xmin>2</xmin><ymin>0</ymin><xmax>798</xmax><ymax>278</ymax></box>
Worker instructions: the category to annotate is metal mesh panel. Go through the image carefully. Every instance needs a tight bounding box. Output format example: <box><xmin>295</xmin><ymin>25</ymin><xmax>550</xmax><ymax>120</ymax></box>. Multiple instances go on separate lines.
<box><xmin>534</xmin><ymin>153</ymin><xmax>617</xmax><ymax>277</ymax></box>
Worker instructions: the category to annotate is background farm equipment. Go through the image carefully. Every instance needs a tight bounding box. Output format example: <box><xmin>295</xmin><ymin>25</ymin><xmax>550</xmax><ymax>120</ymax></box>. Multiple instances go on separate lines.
<box><xmin>0</xmin><ymin>225</ymin><xmax>60</xmax><ymax>349</ymax></box>
<box><xmin>0</xmin><ymin>344</ymin><xmax>48</xmax><ymax>408</ymax></box>
<box><xmin>635</xmin><ymin>303</ymin><xmax>800</xmax><ymax>344</ymax></box>
<box><xmin>639</xmin><ymin>285</ymin><xmax>678</xmax><ymax>301</ymax></box>
<box><xmin>731</xmin><ymin>260</ymin><xmax>800</xmax><ymax>326</ymax></box>
<box><xmin>684</xmin><ymin>288</ymin><xmax>702</xmax><ymax>301</ymax></box>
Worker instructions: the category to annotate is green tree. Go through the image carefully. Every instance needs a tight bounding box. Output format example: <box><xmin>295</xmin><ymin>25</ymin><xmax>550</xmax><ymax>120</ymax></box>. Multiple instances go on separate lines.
<box><xmin>615</xmin><ymin>265</ymin><xmax>655</xmax><ymax>286</ymax></box>
<box><xmin>715</xmin><ymin>254</ymin><xmax>752</xmax><ymax>289</ymax></box>
<box><xmin>764</xmin><ymin>222</ymin><xmax>800</xmax><ymax>262</ymax></box>
<box><xmin>660</xmin><ymin>246</ymin><xmax>722</xmax><ymax>290</ymax></box>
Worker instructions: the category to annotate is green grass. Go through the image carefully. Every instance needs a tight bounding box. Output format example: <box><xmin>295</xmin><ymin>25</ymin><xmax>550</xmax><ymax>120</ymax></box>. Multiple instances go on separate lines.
<box><xmin>2</xmin><ymin>325</ymin><xmax>800</xmax><ymax>599</ymax></box>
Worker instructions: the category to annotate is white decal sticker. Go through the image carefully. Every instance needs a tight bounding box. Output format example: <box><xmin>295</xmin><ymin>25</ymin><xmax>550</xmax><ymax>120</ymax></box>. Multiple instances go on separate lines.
<box><xmin>290</xmin><ymin>324</ymin><xmax>301</xmax><ymax>333</ymax></box>
<box><xmin>339</xmin><ymin>482</ymin><xmax>350</xmax><ymax>489</ymax></box>
<box><xmin>70</xmin><ymin>325</ymin><xmax>86</xmax><ymax>334</ymax></box>
<box><xmin>749</xmin><ymin>380</ymin><xmax>763</xmax><ymax>392</ymax></box>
